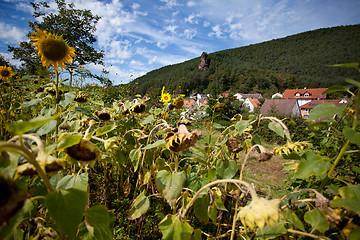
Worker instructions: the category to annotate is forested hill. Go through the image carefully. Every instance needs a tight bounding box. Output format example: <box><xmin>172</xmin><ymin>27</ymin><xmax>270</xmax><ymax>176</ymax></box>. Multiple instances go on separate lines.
<box><xmin>131</xmin><ymin>24</ymin><xmax>360</xmax><ymax>98</ymax></box>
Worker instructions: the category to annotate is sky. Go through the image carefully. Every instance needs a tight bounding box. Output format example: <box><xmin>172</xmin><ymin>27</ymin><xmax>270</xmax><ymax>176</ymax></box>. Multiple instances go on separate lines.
<box><xmin>0</xmin><ymin>0</ymin><xmax>359</xmax><ymax>85</ymax></box>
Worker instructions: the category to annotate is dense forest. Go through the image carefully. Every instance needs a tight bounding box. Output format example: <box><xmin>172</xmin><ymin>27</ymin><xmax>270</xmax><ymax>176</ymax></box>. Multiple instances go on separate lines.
<box><xmin>129</xmin><ymin>24</ymin><xmax>360</xmax><ymax>98</ymax></box>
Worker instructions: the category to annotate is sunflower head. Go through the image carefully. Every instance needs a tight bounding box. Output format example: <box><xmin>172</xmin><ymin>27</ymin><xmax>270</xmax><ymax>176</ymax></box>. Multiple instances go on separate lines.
<box><xmin>0</xmin><ymin>66</ymin><xmax>13</xmax><ymax>81</ymax></box>
<box><xmin>31</xmin><ymin>29</ymin><xmax>76</xmax><ymax>72</ymax></box>
<box><xmin>161</xmin><ymin>86</ymin><xmax>172</xmax><ymax>103</ymax></box>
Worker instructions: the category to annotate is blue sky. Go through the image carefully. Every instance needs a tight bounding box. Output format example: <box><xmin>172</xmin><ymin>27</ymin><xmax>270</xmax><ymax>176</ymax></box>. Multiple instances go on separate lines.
<box><xmin>0</xmin><ymin>0</ymin><xmax>359</xmax><ymax>85</ymax></box>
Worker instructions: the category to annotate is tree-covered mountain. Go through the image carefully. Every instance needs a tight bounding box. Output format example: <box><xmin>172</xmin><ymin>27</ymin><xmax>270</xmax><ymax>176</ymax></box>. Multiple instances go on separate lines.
<box><xmin>130</xmin><ymin>24</ymin><xmax>360</xmax><ymax>98</ymax></box>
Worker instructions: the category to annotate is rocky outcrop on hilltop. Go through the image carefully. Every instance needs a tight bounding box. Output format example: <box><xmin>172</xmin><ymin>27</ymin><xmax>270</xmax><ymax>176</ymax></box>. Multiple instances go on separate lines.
<box><xmin>198</xmin><ymin>52</ymin><xmax>209</xmax><ymax>70</ymax></box>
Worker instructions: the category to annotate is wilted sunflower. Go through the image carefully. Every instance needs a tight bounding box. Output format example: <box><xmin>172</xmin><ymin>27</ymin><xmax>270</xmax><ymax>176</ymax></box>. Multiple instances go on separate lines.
<box><xmin>173</xmin><ymin>95</ymin><xmax>184</xmax><ymax>109</ymax></box>
<box><xmin>0</xmin><ymin>66</ymin><xmax>13</xmax><ymax>81</ymax></box>
<box><xmin>31</xmin><ymin>29</ymin><xmax>76</xmax><ymax>72</ymax></box>
<box><xmin>65</xmin><ymin>139</ymin><xmax>101</xmax><ymax>165</ymax></box>
<box><xmin>161</xmin><ymin>86</ymin><xmax>172</xmax><ymax>103</ymax></box>
<box><xmin>165</xmin><ymin>124</ymin><xmax>201</xmax><ymax>152</ymax></box>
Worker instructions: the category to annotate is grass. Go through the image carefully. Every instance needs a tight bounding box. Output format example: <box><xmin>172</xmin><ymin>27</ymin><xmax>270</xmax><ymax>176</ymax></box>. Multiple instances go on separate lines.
<box><xmin>239</xmin><ymin>150</ymin><xmax>291</xmax><ymax>198</ymax></box>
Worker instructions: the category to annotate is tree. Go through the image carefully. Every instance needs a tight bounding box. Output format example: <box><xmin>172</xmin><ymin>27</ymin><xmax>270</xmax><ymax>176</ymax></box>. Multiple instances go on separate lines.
<box><xmin>8</xmin><ymin>0</ymin><xmax>107</xmax><ymax>85</ymax></box>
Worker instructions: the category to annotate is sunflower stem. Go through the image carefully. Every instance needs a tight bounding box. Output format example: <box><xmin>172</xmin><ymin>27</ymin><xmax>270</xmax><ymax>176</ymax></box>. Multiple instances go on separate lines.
<box><xmin>55</xmin><ymin>70</ymin><xmax>60</xmax><ymax>153</ymax></box>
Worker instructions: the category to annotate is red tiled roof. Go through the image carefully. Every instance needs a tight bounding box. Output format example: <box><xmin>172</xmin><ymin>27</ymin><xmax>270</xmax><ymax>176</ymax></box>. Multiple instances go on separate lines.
<box><xmin>248</xmin><ymin>98</ymin><xmax>261</xmax><ymax>108</ymax></box>
<box><xmin>282</xmin><ymin>88</ymin><xmax>328</xmax><ymax>99</ymax></box>
<box><xmin>183</xmin><ymin>99</ymin><xmax>195</xmax><ymax>108</ymax></box>
<box><xmin>300</xmin><ymin>100</ymin><xmax>343</xmax><ymax>109</ymax></box>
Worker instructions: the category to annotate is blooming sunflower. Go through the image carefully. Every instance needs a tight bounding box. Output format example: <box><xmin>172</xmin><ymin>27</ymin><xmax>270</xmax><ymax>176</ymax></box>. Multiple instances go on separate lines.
<box><xmin>31</xmin><ymin>29</ymin><xmax>76</xmax><ymax>72</ymax></box>
<box><xmin>0</xmin><ymin>66</ymin><xmax>13</xmax><ymax>81</ymax></box>
<box><xmin>161</xmin><ymin>86</ymin><xmax>172</xmax><ymax>103</ymax></box>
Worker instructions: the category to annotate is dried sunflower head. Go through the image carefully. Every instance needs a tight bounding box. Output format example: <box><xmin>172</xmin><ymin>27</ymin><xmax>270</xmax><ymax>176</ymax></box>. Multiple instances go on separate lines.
<box><xmin>238</xmin><ymin>197</ymin><xmax>281</xmax><ymax>232</ymax></box>
<box><xmin>214</xmin><ymin>103</ymin><xmax>226</xmax><ymax>111</ymax></box>
<box><xmin>95</xmin><ymin>109</ymin><xmax>111</xmax><ymax>121</ymax></box>
<box><xmin>15</xmin><ymin>155</ymin><xmax>67</xmax><ymax>177</ymax></box>
<box><xmin>131</xmin><ymin>102</ymin><xmax>146</xmax><ymax>113</ymax></box>
<box><xmin>65</xmin><ymin>139</ymin><xmax>101</xmax><ymax>165</ymax></box>
<box><xmin>0</xmin><ymin>175</ymin><xmax>28</xmax><ymax>226</ymax></box>
<box><xmin>165</xmin><ymin>124</ymin><xmax>201</xmax><ymax>152</ymax></box>
<box><xmin>173</xmin><ymin>96</ymin><xmax>184</xmax><ymax>109</ymax></box>
<box><xmin>226</xmin><ymin>137</ymin><xmax>243</xmax><ymax>153</ymax></box>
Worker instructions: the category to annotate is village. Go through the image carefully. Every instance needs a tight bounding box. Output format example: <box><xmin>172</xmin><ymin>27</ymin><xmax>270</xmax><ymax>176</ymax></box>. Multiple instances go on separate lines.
<box><xmin>182</xmin><ymin>87</ymin><xmax>348</xmax><ymax>119</ymax></box>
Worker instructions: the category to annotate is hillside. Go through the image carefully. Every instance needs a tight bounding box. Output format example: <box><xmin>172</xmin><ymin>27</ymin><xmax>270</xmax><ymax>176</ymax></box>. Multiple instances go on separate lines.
<box><xmin>131</xmin><ymin>24</ymin><xmax>360</xmax><ymax>98</ymax></box>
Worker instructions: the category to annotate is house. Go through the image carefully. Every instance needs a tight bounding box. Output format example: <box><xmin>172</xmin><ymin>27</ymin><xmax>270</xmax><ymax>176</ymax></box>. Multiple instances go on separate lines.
<box><xmin>189</xmin><ymin>93</ymin><xmax>208</xmax><ymax>107</ymax></box>
<box><xmin>234</xmin><ymin>93</ymin><xmax>263</xmax><ymax>101</ymax></box>
<box><xmin>282</xmin><ymin>88</ymin><xmax>328</xmax><ymax>106</ymax></box>
<box><xmin>243</xmin><ymin>98</ymin><xmax>261</xmax><ymax>113</ymax></box>
<box><xmin>300</xmin><ymin>99</ymin><xmax>344</xmax><ymax>119</ymax></box>
<box><xmin>182</xmin><ymin>98</ymin><xmax>208</xmax><ymax>119</ymax></box>
<box><xmin>261</xmin><ymin>99</ymin><xmax>300</xmax><ymax>117</ymax></box>
<box><xmin>271</xmin><ymin>92</ymin><xmax>283</xmax><ymax>99</ymax></box>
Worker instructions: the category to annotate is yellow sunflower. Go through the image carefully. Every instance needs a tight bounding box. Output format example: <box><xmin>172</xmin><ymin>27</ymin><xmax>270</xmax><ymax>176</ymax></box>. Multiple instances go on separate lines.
<box><xmin>31</xmin><ymin>29</ymin><xmax>76</xmax><ymax>72</ymax></box>
<box><xmin>0</xmin><ymin>66</ymin><xmax>13</xmax><ymax>81</ymax></box>
<box><xmin>161</xmin><ymin>86</ymin><xmax>172</xmax><ymax>103</ymax></box>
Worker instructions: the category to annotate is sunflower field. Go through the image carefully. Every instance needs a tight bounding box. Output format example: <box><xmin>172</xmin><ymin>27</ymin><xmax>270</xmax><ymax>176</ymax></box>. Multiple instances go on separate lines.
<box><xmin>0</xmin><ymin>29</ymin><xmax>359</xmax><ymax>240</ymax></box>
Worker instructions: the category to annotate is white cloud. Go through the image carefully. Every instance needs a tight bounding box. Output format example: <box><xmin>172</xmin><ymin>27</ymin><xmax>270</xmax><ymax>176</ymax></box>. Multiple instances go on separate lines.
<box><xmin>187</xmin><ymin>1</ymin><xmax>196</xmax><ymax>7</ymax></box>
<box><xmin>163</xmin><ymin>25</ymin><xmax>178</xmax><ymax>34</ymax></box>
<box><xmin>0</xmin><ymin>22</ymin><xmax>26</xmax><ymax>43</ymax></box>
<box><xmin>159</xmin><ymin>0</ymin><xmax>181</xmax><ymax>9</ymax></box>
<box><xmin>0</xmin><ymin>52</ymin><xmax>22</xmax><ymax>67</ymax></box>
<box><xmin>208</xmin><ymin>24</ymin><xmax>224</xmax><ymax>38</ymax></box>
<box><xmin>184</xmin><ymin>14</ymin><xmax>198</xmax><ymax>24</ymax></box>
<box><xmin>181</xmin><ymin>29</ymin><xmax>197</xmax><ymax>39</ymax></box>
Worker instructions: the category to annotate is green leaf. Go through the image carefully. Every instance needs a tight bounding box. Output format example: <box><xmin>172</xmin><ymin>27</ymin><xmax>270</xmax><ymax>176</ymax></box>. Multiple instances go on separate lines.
<box><xmin>295</xmin><ymin>151</ymin><xmax>330</xmax><ymax>179</ymax></box>
<box><xmin>283</xmin><ymin>209</ymin><xmax>304</xmax><ymax>231</ymax></box>
<box><xmin>187</xmin><ymin>173</ymin><xmax>203</xmax><ymax>192</ymax></box>
<box><xmin>343</xmin><ymin>127</ymin><xmax>360</xmax><ymax>148</ymax></box>
<box><xmin>74</xmin><ymin>106</ymin><xmax>93</xmax><ymax>117</ymax></box>
<box><xmin>307</xmin><ymin>102</ymin><xmax>346</xmax><ymax>122</ymax></box>
<box><xmin>304</xmin><ymin>208</ymin><xmax>329</xmax><ymax>233</ymax></box>
<box><xmin>57</xmin><ymin>134</ymin><xmax>82</xmax><ymax>150</ymax></box>
<box><xmin>84</xmin><ymin>205</ymin><xmax>113</xmax><ymax>240</ymax></box>
<box><xmin>216</xmin><ymin>159</ymin><xmax>238</xmax><ymax>179</ymax></box>
<box><xmin>158</xmin><ymin>215</ymin><xmax>194</xmax><ymax>240</ymax></box>
<box><xmin>142</xmin><ymin>139</ymin><xmax>166</xmax><ymax>150</ymax></box>
<box><xmin>330</xmin><ymin>185</ymin><xmax>360</xmax><ymax>215</ymax></box>
<box><xmin>345</xmin><ymin>78</ymin><xmax>360</xmax><ymax>88</ymax></box>
<box><xmin>36</xmin><ymin>119</ymin><xmax>57</xmax><ymax>135</ymax></box>
<box><xmin>155</xmin><ymin>170</ymin><xmax>186</xmax><ymax>208</ymax></box>
<box><xmin>59</xmin><ymin>91</ymin><xmax>76</xmax><ymax>108</ymax></box>
<box><xmin>235</xmin><ymin>120</ymin><xmax>248</xmax><ymax>135</ymax></box>
<box><xmin>192</xmin><ymin>229</ymin><xmax>202</xmax><ymax>240</ymax></box>
<box><xmin>328</xmin><ymin>62</ymin><xmax>359</xmax><ymax>69</ymax></box>
<box><xmin>268</xmin><ymin>121</ymin><xmax>284</xmax><ymax>138</ymax></box>
<box><xmin>193</xmin><ymin>194</ymin><xmax>210</xmax><ymax>223</ymax></box>
<box><xmin>95</xmin><ymin>123</ymin><xmax>117</xmax><ymax>136</ymax></box>
<box><xmin>140</xmin><ymin>115</ymin><xmax>155</xmax><ymax>125</ymax></box>
<box><xmin>56</xmin><ymin>173</ymin><xmax>88</xmax><ymax>192</ymax></box>
<box><xmin>6</xmin><ymin>115</ymin><xmax>59</xmax><ymax>135</ymax></box>
<box><xmin>349</xmin><ymin>227</ymin><xmax>360</xmax><ymax>240</ymax></box>
<box><xmin>128</xmin><ymin>191</ymin><xmax>150</xmax><ymax>220</ymax></box>
<box><xmin>322</xmin><ymin>85</ymin><xmax>347</xmax><ymax>94</ymax></box>
<box><xmin>214</xmin><ymin>197</ymin><xmax>228</xmax><ymax>211</ymax></box>
<box><xmin>20</xmin><ymin>99</ymin><xmax>42</xmax><ymax>108</ymax></box>
<box><xmin>129</xmin><ymin>148</ymin><xmax>142</xmax><ymax>172</ymax></box>
<box><xmin>255</xmin><ymin>220</ymin><xmax>287</xmax><ymax>239</ymax></box>
<box><xmin>46</xmin><ymin>188</ymin><xmax>87</xmax><ymax>238</ymax></box>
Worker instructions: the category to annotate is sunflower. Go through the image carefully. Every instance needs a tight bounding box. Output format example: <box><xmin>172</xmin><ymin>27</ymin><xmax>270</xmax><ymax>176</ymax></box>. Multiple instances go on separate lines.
<box><xmin>161</xmin><ymin>86</ymin><xmax>171</xmax><ymax>103</ymax></box>
<box><xmin>31</xmin><ymin>29</ymin><xmax>76</xmax><ymax>72</ymax></box>
<box><xmin>0</xmin><ymin>66</ymin><xmax>13</xmax><ymax>81</ymax></box>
